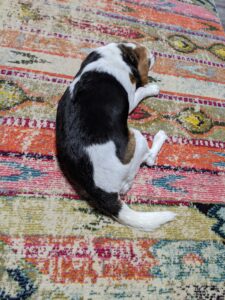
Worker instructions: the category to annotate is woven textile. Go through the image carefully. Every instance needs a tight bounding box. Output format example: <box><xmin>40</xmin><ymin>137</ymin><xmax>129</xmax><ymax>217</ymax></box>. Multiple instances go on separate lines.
<box><xmin>0</xmin><ymin>0</ymin><xmax>225</xmax><ymax>299</ymax></box>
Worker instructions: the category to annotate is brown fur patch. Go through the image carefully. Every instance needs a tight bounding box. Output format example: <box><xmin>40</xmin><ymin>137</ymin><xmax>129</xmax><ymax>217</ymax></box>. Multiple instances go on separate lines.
<box><xmin>122</xmin><ymin>130</ymin><xmax>136</xmax><ymax>164</ymax></box>
<box><xmin>134</xmin><ymin>46</ymin><xmax>149</xmax><ymax>85</ymax></box>
<box><xmin>129</xmin><ymin>73</ymin><xmax>136</xmax><ymax>84</ymax></box>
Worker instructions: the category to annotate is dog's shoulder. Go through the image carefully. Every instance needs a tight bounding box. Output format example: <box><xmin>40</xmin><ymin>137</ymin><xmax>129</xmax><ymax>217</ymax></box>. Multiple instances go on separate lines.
<box><xmin>76</xmin><ymin>50</ymin><xmax>102</xmax><ymax>77</ymax></box>
<box><xmin>69</xmin><ymin>43</ymin><xmax>137</xmax><ymax>98</ymax></box>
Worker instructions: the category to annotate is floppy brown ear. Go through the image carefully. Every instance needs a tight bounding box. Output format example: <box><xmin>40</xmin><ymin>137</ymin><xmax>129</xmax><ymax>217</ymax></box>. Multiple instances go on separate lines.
<box><xmin>127</xmin><ymin>50</ymin><xmax>138</xmax><ymax>65</ymax></box>
<box><xmin>134</xmin><ymin>46</ymin><xmax>149</xmax><ymax>86</ymax></box>
<box><xmin>118</xmin><ymin>44</ymin><xmax>139</xmax><ymax>68</ymax></box>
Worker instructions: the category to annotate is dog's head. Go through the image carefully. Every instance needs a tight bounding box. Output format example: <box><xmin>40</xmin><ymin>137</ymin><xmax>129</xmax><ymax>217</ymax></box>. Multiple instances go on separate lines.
<box><xmin>118</xmin><ymin>42</ymin><xmax>155</xmax><ymax>86</ymax></box>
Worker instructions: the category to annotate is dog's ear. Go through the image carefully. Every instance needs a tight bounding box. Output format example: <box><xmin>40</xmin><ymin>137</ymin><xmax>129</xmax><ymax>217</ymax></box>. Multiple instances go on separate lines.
<box><xmin>133</xmin><ymin>46</ymin><xmax>149</xmax><ymax>86</ymax></box>
<box><xmin>118</xmin><ymin>44</ymin><xmax>142</xmax><ymax>87</ymax></box>
<box><xmin>126</xmin><ymin>48</ymin><xmax>138</xmax><ymax>66</ymax></box>
<box><xmin>118</xmin><ymin>44</ymin><xmax>138</xmax><ymax>68</ymax></box>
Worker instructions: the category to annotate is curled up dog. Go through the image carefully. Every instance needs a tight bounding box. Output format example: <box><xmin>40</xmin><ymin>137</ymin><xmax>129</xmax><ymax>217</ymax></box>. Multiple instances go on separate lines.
<box><xmin>56</xmin><ymin>42</ymin><xmax>176</xmax><ymax>231</ymax></box>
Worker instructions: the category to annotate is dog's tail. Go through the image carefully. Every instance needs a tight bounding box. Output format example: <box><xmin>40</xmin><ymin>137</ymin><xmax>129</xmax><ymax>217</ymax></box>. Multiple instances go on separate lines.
<box><xmin>117</xmin><ymin>202</ymin><xmax>176</xmax><ymax>231</ymax></box>
<box><xmin>88</xmin><ymin>188</ymin><xmax>176</xmax><ymax>231</ymax></box>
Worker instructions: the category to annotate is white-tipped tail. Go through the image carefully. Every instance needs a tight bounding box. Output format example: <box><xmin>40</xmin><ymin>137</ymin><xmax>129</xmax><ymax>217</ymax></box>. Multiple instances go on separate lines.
<box><xmin>118</xmin><ymin>203</ymin><xmax>176</xmax><ymax>231</ymax></box>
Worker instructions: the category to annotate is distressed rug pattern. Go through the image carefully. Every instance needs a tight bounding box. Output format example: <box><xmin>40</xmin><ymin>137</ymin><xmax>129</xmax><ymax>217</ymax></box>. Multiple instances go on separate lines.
<box><xmin>0</xmin><ymin>0</ymin><xmax>225</xmax><ymax>299</ymax></box>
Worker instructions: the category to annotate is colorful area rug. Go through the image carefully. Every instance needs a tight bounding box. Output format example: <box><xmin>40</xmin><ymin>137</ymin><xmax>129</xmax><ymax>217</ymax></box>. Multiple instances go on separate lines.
<box><xmin>0</xmin><ymin>0</ymin><xmax>225</xmax><ymax>299</ymax></box>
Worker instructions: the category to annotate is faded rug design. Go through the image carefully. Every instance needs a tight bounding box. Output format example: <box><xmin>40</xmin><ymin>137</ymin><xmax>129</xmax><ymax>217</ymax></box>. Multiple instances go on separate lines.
<box><xmin>0</xmin><ymin>0</ymin><xmax>225</xmax><ymax>299</ymax></box>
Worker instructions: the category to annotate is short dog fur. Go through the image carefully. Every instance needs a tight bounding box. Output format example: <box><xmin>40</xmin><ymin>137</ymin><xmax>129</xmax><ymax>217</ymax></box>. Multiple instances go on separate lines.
<box><xmin>56</xmin><ymin>42</ymin><xmax>176</xmax><ymax>231</ymax></box>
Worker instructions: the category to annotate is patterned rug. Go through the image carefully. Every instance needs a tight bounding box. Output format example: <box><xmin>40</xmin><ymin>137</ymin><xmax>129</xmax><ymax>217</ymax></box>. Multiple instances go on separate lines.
<box><xmin>0</xmin><ymin>0</ymin><xmax>225</xmax><ymax>299</ymax></box>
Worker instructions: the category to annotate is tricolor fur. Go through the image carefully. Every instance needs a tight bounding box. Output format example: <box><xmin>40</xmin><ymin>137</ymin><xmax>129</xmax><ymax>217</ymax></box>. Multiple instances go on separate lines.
<box><xmin>56</xmin><ymin>42</ymin><xmax>176</xmax><ymax>231</ymax></box>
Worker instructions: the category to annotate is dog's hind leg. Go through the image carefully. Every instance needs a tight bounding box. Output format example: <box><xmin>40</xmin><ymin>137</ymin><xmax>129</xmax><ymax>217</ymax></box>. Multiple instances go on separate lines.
<box><xmin>117</xmin><ymin>128</ymin><xmax>175</xmax><ymax>231</ymax></box>
<box><xmin>120</xmin><ymin>128</ymin><xmax>167</xmax><ymax>192</ymax></box>
<box><xmin>144</xmin><ymin>130</ymin><xmax>168</xmax><ymax>166</ymax></box>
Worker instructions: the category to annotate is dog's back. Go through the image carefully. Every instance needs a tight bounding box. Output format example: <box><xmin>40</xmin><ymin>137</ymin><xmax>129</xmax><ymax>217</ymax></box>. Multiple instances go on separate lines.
<box><xmin>57</xmin><ymin>69</ymin><xmax>129</xmax><ymax>181</ymax></box>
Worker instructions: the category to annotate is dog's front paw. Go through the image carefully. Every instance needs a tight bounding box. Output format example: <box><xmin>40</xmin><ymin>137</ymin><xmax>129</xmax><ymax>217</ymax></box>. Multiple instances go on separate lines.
<box><xmin>144</xmin><ymin>83</ymin><xmax>160</xmax><ymax>96</ymax></box>
<box><xmin>154</xmin><ymin>130</ymin><xmax>168</xmax><ymax>143</ymax></box>
<box><xmin>150</xmin><ymin>84</ymin><xmax>160</xmax><ymax>95</ymax></box>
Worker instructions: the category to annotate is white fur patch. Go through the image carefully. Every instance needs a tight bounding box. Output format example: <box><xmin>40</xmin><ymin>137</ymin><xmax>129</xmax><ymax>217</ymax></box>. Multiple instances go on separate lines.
<box><xmin>85</xmin><ymin>141</ymin><xmax>129</xmax><ymax>193</ymax></box>
<box><xmin>124</xmin><ymin>42</ymin><xmax>136</xmax><ymax>49</ymax></box>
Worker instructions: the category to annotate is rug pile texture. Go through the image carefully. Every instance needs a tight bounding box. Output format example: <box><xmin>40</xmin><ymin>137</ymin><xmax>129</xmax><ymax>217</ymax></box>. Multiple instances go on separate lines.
<box><xmin>0</xmin><ymin>0</ymin><xmax>225</xmax><ymax>299</ymax></box>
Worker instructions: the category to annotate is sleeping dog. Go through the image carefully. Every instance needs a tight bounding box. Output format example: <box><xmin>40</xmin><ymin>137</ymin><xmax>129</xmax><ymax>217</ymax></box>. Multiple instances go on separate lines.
<box><xmin>56</xmin><ymin>42</ymin><xmax>176</xmax><ymax>231</ymax></box>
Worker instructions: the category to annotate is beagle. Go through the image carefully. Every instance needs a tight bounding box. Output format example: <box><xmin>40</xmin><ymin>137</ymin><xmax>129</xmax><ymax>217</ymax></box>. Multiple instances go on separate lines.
<box><xmin>56</xmin><ymin>42</ymin><xmax>176</xmax><ymax>231</ymax></box>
